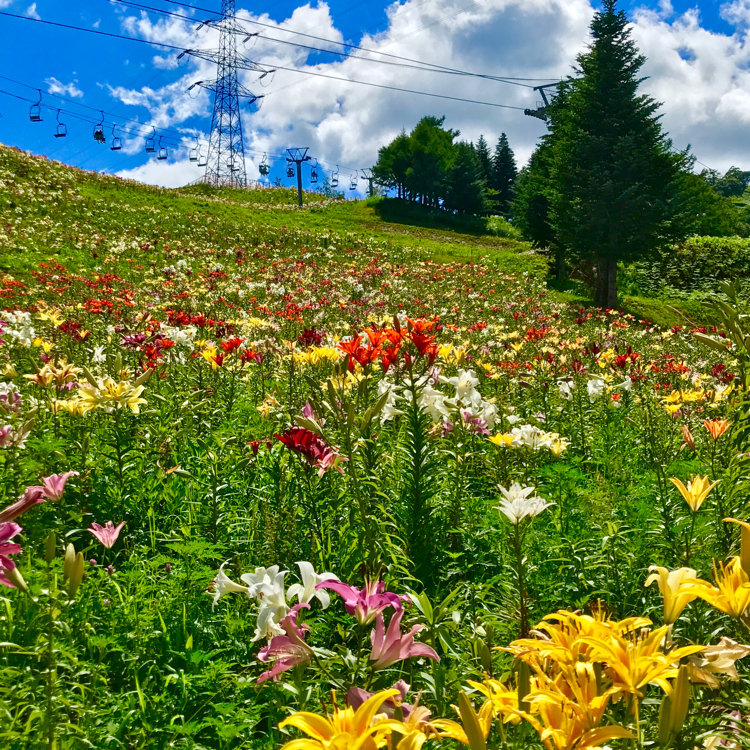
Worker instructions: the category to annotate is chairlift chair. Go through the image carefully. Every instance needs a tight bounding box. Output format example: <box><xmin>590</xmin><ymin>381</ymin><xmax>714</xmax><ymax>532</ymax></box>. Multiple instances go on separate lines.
<box><xmin>110</xmin><ymin>124</ymin><xmax>122</xmax><ymax>151</ymax></box>
<box><xmin>157</xmin><ymin>137</ymin><xmax>168</xmax><ymax>160</ymax></box>
<box><xmin>53</xmin><ymin>110</ymin><xmax>67</xmax><ymax>138</ymax></box>
<box><xmin>93</xmin><ymin>111</ymin><xmax>106</xmax><ymax>144</ymax></box>
<box><xmin>189</xmin><ymin>139</ymin><xmax>199</xmax><ymax>162</ymax></box>
<box><xmin>286</xmin><ymin>166</ymin><xmax>295</xmax><ymax>178</ymax></box>
<box><xmin>259</xmin><ymin>153</ymin><xmax>269</xmax><ymax>176</ymax></box>
<box><xmin>29</xmin><ymin>89</ymin><xmax>42</xmax><ymax>122</ymax></box>
<box><xmin>310</xmin><ymin>160</ymin><xmax>318</xmax><ymax>185</ymax></box>
<box><xmin>145</xmin><ymin>127</ymin><xmax>156</xmax><ymax>153</ymax></box>
<box><xmin>349</xmin><ymin>172</ymin><xmax>358</xmax><ymax>191</ymax></box>
<box><xmin>197</xmin><ymin>146</ymin><xmax>207</xmax><ymax>168</ymax></box>
<box><xmin>330</xmin><ymin>165</ymin><xmax>339</xmax><ymax>189</ymax></box>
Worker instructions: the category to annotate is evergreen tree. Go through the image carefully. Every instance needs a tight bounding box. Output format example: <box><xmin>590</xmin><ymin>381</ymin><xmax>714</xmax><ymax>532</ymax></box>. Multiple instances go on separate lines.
<box><xmin>406</xmin><ymin>116</ymin><xmax>457</xmax><ymax>207</ymax></box>
<box><xmin>547</xmin><ymin>0</ymin><xmax>686</xmax><ymax>307</ymax></box>
<box><xmin>474</xmin><ymin>135</ymin><xmax>493</xmax><ymax>186</ymax></box>
<box><xmin>373</xmin><ymin>130</ymin><xmax>412</xmax><ymax>199</ymax></box>
<box><xmin>491</xmin><ymin>133</ymin><xmax>517</xmax><ymax>216</ymax></box>
<box><xmin>445</xmin><ymin>142</ymin><xmax>487</xmax><ymax>215</ymax></box>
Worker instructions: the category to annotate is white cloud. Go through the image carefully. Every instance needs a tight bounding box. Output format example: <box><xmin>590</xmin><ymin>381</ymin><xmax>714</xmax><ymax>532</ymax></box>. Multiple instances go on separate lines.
<box><xmin>25</xmin><ymin>2</ymin><xmax>39</xmax><ymax>19</ymax></box>
<box><xmin>0</xmin><ymin>0</ymin><xmax>15</xmax><ymax>8</ymax></box>
<box><xmin>45</xmin><ymin>76</ymin><xmax>84</xmax><ymax>98</ymax></box>
<box><xmin>110</xmin><ymin>0</ymin><xmax>750</xmax><ymax>187</ymax></box>
<box><xmin>116</xmin><ymin>157</ymin><xmax>204</xmax><ymax>188</ymax></box>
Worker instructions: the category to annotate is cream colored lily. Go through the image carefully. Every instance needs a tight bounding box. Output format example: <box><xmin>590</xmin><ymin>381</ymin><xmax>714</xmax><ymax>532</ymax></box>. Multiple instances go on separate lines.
<box><xmin>645</xmin><ymin>566</ymin><xmax>698</xmax><ymax>623</ymax></box>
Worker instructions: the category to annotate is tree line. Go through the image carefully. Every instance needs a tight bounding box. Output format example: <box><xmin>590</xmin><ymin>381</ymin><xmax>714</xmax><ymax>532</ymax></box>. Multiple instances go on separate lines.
<box><xmin>372</xmin><ymin>119</ymin><xmax>518</xmax><ymax>216</ymax></box>
<box><xmin>373</xmin><ymin>0</ymin><xmax>750</xmax><ymax>308</ymax></box>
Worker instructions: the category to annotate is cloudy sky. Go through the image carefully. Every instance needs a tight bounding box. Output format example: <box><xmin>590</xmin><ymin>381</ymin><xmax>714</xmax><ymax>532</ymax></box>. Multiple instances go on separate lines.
<box><xmin>0</xmin><ymin>0</ymin><xmax>748</xmax><ymax>190</ymax></box>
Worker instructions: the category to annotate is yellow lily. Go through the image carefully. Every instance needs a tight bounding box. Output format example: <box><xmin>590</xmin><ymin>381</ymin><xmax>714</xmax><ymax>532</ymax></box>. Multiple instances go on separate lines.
<box><xmin>645</xmin><ymin>566</ymin><xmax>698</xmax><ymax>624</ymax></box>
<box><xmin>724</xmin><ymin>517</ymin><xmax>750</xmax><ymax>576</ymax></box>
<box><xmin>686</xmin><ymin>557</ymin><xmax>750</xmax><ymax>620</ymax></box>
<box><xmin>278</xmin><ymin>689</ymin><xmax>405</xmax><ymax>750</ymax></box>
<box><xmin>668</xmin><ymin>475</ymin><xmax>719</xmax><ymax>512</ymax></box>
<box><xmin>431</xmin><ymin>691</ymin><xmax>492</xmax><ymax>748</ymax></box>
<box><xmin>466</xmin><ymin>677</ymin><xmax>522</xmax><ymax>724</ymax></box>
<box><xmin>524</xmin><ymin>689</ymin><xmax>633</xmax><ymax>750</ymax></box>
<box><xmin>489</xmin><ymin>433</ymin><xmax>516</xmax><ymax>448</ymax></box>
<box><xmin>580</xmin><ymin>626</ymin><xmax>703</xmax><ymax>697</ymax></box>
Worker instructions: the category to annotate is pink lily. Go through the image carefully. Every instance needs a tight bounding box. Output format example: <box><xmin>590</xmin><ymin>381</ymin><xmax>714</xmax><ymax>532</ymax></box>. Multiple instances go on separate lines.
<box><xmin>41</xmin><ymin>471</ymin><xmax>79</xmax><ymax>502</ymax></box>
<box><xmin>88</xmin><ymin>520</ymin><xmax>125</xmax><ymax>549</ymax></box>
<box><xmin>316</xmin><ymin>578</ymin><xmax>407</xmax><ymax>625</ymax></box>
<box><xmin>368</xmin><ymin>609</ymin><xmax>440</xmax><ymax>669</ymax></box>
<box><xmin>0</xmin><ymin>486</ymin><xmax>46</xmax><ymax>524</ymax></box>
<box><xmin>257</xmin><ymin>603</ymin><xmax>313</xmax><ymax>683</ymax></box>
<box><xmin>0</xmin><ymin>522</ymin><xmax>23</xmax><ymax>588</ymax></box>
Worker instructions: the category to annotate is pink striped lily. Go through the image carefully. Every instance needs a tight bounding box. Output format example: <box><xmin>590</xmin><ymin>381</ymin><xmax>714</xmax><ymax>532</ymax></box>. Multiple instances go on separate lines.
<box><xmin>316</xmin><ymin>578</ymin><xmax>407</xmax><ymax>625</ymax></box>
<box><xmin>257</xmin><ymin>603</ymin><xmax>313</xmax><ymax>683</ymax></box>
<box><xmin>368</xmin><ymin>609</ymin><xmax>440</xmax><ymax>669</ymax></box>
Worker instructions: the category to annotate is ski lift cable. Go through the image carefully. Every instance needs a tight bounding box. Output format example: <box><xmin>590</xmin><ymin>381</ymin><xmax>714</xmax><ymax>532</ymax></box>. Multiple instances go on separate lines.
<box><xmin>112</xmin><ymin>0</ymin><xmax>548</xmax><ymax>89</ymax></box>
<box><xmin>0</xmin><ymin>12</ymin><xmax>530</xmax><ymax>111</ymax></box>
<box><xmin>155</xmin><ymin>0</ymin><xmax>560</xmax><ymax>85</ymax></box>
<box><xmin>0</xmin><ymin>74</ymin><xmax>293</xmax><ymax>161</ymax></box>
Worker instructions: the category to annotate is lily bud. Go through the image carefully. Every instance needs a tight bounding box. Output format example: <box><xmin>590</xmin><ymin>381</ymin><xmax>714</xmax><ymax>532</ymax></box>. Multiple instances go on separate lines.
<box><xmin>6</xmin><ymin>565</ymin><xmax>29</xmax><ymax>594</ymax></box>
<box><xmin>657</xmin><ymin>693</ymin><xmax>673</xmax><ymax>747</ymax></box>
<box><xmin>63</xmin><ymin>543</ymin><xmax>76</xmax><ymax>580</ymax></box>
<box><xmin>67</xmin><ymin>551</ymin><xmax>85</xmax><ymax>597</ymax></box>
<box><xmin>516</xmin><ymin>658</ymin><xmax>531</xmax><ymax>712</ymax></box>
<box><xmin>44</xmin><ymin>531</ymin><xmax>56</xmax><ymax>564</ymax></box>
<box><xmin>669</xmin><ymin>664</ymin><xmax>691</xmax><ymax>735</ymax></box>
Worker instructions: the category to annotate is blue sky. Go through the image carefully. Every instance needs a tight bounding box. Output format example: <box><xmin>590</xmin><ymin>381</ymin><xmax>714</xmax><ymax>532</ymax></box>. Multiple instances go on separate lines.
<box><xmin>0</xmin><ymin>0</ymin><xmax>747</xmax><ymax>188</ymax></box>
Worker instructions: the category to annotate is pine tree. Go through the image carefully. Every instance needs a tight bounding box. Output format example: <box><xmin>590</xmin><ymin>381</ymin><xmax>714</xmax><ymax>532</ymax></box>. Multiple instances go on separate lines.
<box><xmin>491</xmin><ymin>133</ymin><xmax>517</xmax><ymax>216</ymax></box>
<box><xmin>474</xmin><ymin>135</ymin><xmax>492</xmax><ymax>186</ymax></box>
<box><xmin>548</xmin><ymin>0</ymin><xmax>686</xmax><ymax>307</ymax></box>
<box><xmin>445</xmin><ymin>142</ymin><xmax>487</xmax><ymax>215</ymax></box>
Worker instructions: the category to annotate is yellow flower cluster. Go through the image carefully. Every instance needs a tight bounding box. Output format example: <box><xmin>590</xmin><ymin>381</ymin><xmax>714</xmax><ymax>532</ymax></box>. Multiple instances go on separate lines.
<box><xmin>53</xmin><ymin>376</ymin><xmax>147</xmax><ymax>416</ymax></box>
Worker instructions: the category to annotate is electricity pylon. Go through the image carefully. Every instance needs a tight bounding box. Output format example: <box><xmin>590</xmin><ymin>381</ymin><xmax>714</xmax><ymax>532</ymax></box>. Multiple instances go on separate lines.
<box><xmin>184</xmin><ymin>0</ymin><xmax>265</xmax><ymax>188</ymax></box>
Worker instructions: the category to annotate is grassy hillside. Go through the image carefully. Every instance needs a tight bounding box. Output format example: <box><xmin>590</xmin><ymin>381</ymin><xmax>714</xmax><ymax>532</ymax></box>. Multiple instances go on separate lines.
<box><xmin>0</xmin><ymin>145</ymin><xmax>544</xmax><ymax>279</ymax></box>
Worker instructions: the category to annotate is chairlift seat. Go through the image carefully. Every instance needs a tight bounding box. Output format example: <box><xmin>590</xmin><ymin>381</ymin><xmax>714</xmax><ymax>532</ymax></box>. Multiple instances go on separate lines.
<box><xmin>29</xmin><ymin>106</ymin><xmax>42</xmax><ymax>122</ymax></box>
<box><xmin>158</xmin><ymin>148</ymin><xmax>168</xmax><ymax>161</ymax></box>
<box><xmin>111</xmin><ymin>137</ymin><xmax>122</xmax><ymax>151</ymax></box>
<box><xmin>189</xmin><ymin>148</ymin><xmax>199</xmax><ymax>162</ymax></box>
<box><xmin>54</xmin><ymin>124</ymin><xmax>67</xmax><ymax>138</ymax></box>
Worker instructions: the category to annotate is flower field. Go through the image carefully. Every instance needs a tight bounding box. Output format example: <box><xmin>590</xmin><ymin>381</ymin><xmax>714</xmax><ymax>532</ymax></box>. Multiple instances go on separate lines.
<box><xmin>0</xmin><ymin>144</ymin><xmax>748</xmax><ymax>749</ymax></box>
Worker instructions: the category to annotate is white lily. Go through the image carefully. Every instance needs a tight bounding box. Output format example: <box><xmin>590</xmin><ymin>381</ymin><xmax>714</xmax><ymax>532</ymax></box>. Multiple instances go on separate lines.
<box><xmin>210</xmin><ymin>562</ymin><xmax>251</xmax><ymax>609</ymax></box>
<box><xmin>496</xmin><ymin>483</ymin><xmax>553</xmax><ymax>524</ymax></box>
<box><xmin>287</xmin><ymin>561</ymin><xmax>339</xmax><ymax>609</ymax></box>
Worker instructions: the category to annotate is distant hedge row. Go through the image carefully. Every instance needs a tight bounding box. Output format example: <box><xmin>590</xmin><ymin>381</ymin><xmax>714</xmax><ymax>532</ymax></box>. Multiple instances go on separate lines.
<box><xmin>624</xmin><ymin>236</ymin><xmax>750</xmax><ymax>297</ymax></box>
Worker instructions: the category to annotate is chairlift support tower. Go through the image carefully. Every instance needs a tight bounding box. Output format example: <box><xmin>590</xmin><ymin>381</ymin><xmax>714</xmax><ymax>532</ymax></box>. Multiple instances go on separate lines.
<box><xmin>287</xmin><ymin>147</ymin><xmax>311</xmax><ymax>207</ymax></box>
<box><xmin>360</xmin><ymin>168</ymin><xmax>375</xmax><ymax>198</ymax></box>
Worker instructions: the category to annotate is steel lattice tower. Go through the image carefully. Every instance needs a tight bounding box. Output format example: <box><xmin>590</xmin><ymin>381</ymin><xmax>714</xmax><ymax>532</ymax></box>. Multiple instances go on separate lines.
<box><xmin>204</xmin><ymin>0</ymin><xmax>247</xmax><ymax>187</ymax></box>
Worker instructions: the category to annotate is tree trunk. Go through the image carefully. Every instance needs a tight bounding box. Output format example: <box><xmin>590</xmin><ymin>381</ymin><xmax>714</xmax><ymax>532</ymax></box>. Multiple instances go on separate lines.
<box><xmin>595</xmin><ymin>255</ymin><xmax>618</xmax><ymax>308</ymax></box>
<box><xmin>606</xmin><ymin>257</ymin><xmax>618</xmax><ymax>309</ymax></box>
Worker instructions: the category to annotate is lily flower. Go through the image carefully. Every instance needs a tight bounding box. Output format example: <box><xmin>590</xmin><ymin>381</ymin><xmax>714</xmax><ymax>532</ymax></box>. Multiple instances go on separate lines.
<box><xmin>703</xmin><ymin>419</ymin><xmax>731</xmax><ymax>440</ymax></box>
<box><xmin>287</xmin><ymin>561</ymin><xmax>339</xmax><ymax>609</ymax></box>
<box><xmin>40</xmin><ymin>470</ymin><xmax>79</xmax><ymax>502</ymax></box>
<box><xmin>496</xmin><ymin>483</ymin><xmax>553</xmax><ymax>524</ymax></box>
<box><xmin>316</xmin><ymin>578</ymin><xmax>406</xmax><ymax>625</ymax></box>
<box><xmin>0</xmin><ymin>486</ymin><xmax>46</xmax><ymax>523</ymax></box>
<box><xmin>278</xmin><ymin>688</ymin><xmax>405</xmax><ymax>750</ymax></box>
<box><xmin>209</xmin><ymin>562</ymin><xmax>251</xmax><ymax>609</ymax></box>
<box><xmin>645</xmin><ymin>566</ymin><xmax>698</xmax><ymax>623</ymax></box>
<box><xmin>88</xmin><ymin>520</ymin><xmax>125</xmax><ymax>549</ymax></box>
<box><xmin>689</xmin><ymin>637</ymin><xmax>750</xmax><ymax>687</ymax></box>
<box><xmin>257</xmin><ymin>603</ymin><xmax>313</xmax><ymax>683</ymax></box>
<box><xmin>368</xmin><ymin>609</ymin><xmax>439</xmax><ymax>669</ymax></box>
<box><xmin>669</xmin><ymin>475</ymin><xmax>719</xmax><ymax>512</ymax></box>
<box><xmin>241</xmin><ymin>565</ymin><xmax>289</xmax><ymax>642</ymax></box>
<box><xmin>0</xmin><ymin>522</ymin><xmax>23</xmax><ymax>588</ymax></box>
<box><xmin>686</xmin><ymin>557</ymin><xmax>750</xmax><ymax>620</ymax></box>
<box><xmin>724</xmin><ymin>517</ymin><xmax>750</xmax><ymax>576</ymax></box>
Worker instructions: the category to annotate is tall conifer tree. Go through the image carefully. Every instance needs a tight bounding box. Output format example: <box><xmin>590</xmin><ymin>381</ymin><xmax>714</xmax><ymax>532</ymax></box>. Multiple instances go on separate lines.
<box><xmin>492</xmin><ymin>133</ymin><xmax>517</xmax><ymax>215</ymax></box>
<box><xmin>548</xmin><ymin>0</ymin><xmax>685</xmax><ymax>307</ymax></box>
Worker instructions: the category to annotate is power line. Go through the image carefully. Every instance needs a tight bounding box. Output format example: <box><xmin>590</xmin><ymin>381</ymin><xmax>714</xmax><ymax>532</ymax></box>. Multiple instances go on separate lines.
<box><xmin>156</xmin><ymin>0</ymin><xmax>560</xmax><ymax>85</ymax></box>
<box><xmin>112</xmin><ymin>0</ymin><xmax>544</xmax><ymax>89</ymax></box>
<box><xmin>0</xmin><ymin>10</ymin><xmax>528</xmax><ymax>111</ymax></box>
